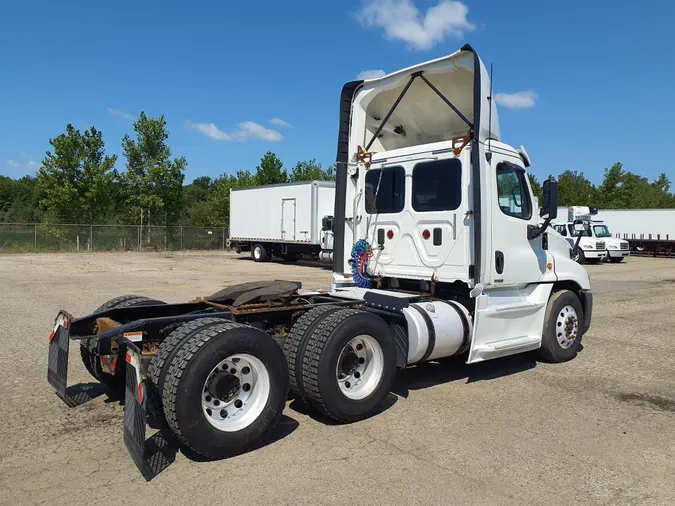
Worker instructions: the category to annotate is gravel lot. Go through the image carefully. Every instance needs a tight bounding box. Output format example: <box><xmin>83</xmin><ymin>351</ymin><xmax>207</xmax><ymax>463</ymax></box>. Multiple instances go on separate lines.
<box><xmin>1</xmin><ymin>252</ymin><xmax>674</xmax><ymax>505</ymax></box>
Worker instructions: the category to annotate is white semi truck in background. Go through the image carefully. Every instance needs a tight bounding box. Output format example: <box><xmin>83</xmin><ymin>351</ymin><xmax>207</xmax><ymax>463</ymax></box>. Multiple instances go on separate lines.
<box><xmin>47</xmin><ymin>45</ymin><xmax>595</xmax><ymax>480</ymax></box>
<box><xmin>228</xmin><ymin>180</ymin><xmax>335</xmax><ymax>262</ymax></box>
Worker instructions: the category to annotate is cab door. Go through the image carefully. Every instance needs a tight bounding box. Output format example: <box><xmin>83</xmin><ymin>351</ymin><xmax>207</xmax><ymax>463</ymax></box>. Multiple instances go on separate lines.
<box><xmin>488</xmin><ymin>158</ymin><xmax>547</xmax><ymax>286</ymax></box>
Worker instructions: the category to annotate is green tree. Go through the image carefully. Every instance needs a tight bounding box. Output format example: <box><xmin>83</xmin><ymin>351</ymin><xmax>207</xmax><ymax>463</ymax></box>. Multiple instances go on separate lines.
<box><xmin>527</xmin><ymin>173</ymin><xmax>542</xmax><ymax>201</ymax></box>
<box><xmin>1</xmin><ymin>176</ymin><xmax>41</xmax><ymax>223</ymax></box>
<box><xmin>289</xmin><ymin>159</ymin><xmax>335</xmax><ymax>182</ymax></box>
<box><xmin>37</xmin><ymin>124</ymin><xmax>117</xmax><ymax>223</ymax></box>
<box><xmin>255</xmin><ymin>152</ymin><xmax>287</xmax><ymax>185</ymax></box>
<box><xmin>121</xmin><ymin>113</ymin><xmax>186</xmax><ymax>226</ymax></box>
<box><xmin>556</xmin><ymin>170</ymin><xmax>596</xmax><ymax>207</ymax></box>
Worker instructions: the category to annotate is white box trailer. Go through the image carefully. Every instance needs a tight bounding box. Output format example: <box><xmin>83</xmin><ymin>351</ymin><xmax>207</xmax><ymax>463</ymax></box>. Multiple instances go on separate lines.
<box><xmin>228</xmin><ymin>180</ymin><xmax>336</xmax><ymax>262</ymax></box>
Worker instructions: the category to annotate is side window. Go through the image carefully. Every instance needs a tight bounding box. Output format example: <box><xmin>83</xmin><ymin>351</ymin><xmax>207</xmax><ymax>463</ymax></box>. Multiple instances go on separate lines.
<box><xmin>412</xmin><ymin>159</ymin><xmax>462</xmax><ymax>212</ymax></box>
<box><xmin>365</xmin><ymin>166</ymin><xmax>405</xmax><ymax>214</ymax></box>
<box><xmin>496</xmin><ymin>163</ymin><xmax>532</xmax><ymax>220</ymax></box>
<box><xmin>554</xmin><ymin>225</ymin><xmax>567</xmax><ymax>237</ymax></box>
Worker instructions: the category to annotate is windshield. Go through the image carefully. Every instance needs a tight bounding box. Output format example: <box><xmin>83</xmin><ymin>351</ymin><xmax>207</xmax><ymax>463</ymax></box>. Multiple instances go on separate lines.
<box><xmin>568</xmin><ymin>224</ymin><xmax>592</xmax><ymax>237</ymax></box>
<box><xmin>593</xmin><ymin>225</ymin><xmax>612</xmax><ymax>238</ymax></box>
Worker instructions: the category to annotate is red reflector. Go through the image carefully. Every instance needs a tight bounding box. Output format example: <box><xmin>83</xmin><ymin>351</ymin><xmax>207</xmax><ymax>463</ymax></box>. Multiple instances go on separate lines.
<box><xmin>137</xmin><ymin>383</ymin><xmax>144</xmax><ymax>404</ymax></box>
<box><xmin>422</xmin><ymin>230</ymin><xmax>431</xmax><ymax>240</ymax></box>
<box><xmin>387</xmin><ymin>230</ymin><xmax>394</xmax><ymax>240</ymax></box>
<box><xmin>48</xmin><ymin>330</ymin><xmax>56</xmax><ymax>342</ymax></box>
<box><xmin>126</xmin><ymin>352</ymin><xmax>133</xmax><ymax>364</ymax></box>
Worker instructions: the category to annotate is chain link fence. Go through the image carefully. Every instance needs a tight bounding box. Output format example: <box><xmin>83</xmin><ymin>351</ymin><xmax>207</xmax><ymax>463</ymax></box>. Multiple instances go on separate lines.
<box><xmin>0</xmin><ymin>224</ymin><xmax>228</xmax><ymax>253</ymax></box>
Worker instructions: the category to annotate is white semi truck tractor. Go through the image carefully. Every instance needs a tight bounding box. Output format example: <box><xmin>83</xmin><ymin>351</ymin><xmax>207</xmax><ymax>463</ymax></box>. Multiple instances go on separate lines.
<box><xmin>46</xmin><ymin>45</ymin><xmax>594</xmax><ymax>480</ymax></box>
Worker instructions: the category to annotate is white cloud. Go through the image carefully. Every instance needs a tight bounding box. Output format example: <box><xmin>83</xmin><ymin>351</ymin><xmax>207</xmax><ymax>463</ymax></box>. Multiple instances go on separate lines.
<box><xmin>494</xmin><ymin>91</ymin><xmax>538</xmax><ymax>110</ymax></box>
<box><xmin>185</xmin><ymin>121</ymin><xmax>283</xmax><ymax>142</ymax></box>
<box><xmin>107</xmin><ymin>107</ymin><xmax>135</xmax><ymax>120</ymax></box>
<box><xmin>357</xmin><ymin>69</ymin><xmax>387</xmax><ymax>80</ymax></box>
<box><xmin>269</xmin><ymin>118</ymin><xmax>292</xmax><ymax>127</ymax></box>
<box><xmin>6</xmin><ymin>159</ymin><xmax>39</xmax><ymax>171</ymax></box>
<box><xmin>357</xmin><ymin>0</ymin><xmax>474</xmax><ymax>50</ymax></box>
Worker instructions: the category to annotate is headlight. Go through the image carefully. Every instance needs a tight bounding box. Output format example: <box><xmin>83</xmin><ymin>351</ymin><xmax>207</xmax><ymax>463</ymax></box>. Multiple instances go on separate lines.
<box><xmin>608</xmin><ymin>245</ymin><xmax>617</xmax><ymax>249</ymax></box>
<box><xmin>582</xmin><ymin>244</ymin><xmax>591</xmax><ymax>249</ymax></box>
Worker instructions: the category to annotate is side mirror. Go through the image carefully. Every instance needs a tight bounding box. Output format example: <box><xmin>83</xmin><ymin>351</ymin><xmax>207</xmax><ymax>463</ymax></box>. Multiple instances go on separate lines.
<box><xmin>589</xmin><ymin>206</ymin><xmax>599</xmax><ymax>215</ymax></box>
<box><xmin>573</xmin><ymin>219</ymin><xmax>590</xmax><ymax>232</ymax></box>
<box><xmin>539</xmin><ymin>180</ymin><xmax>558</xmax><ymax>219</ymax></box>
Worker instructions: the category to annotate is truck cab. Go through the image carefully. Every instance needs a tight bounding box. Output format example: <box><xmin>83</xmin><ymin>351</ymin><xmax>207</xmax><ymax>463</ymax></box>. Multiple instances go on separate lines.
<box><xmin>330</xmin><ymin>45</ymin><xmax>593</xmax><ymax>364</ymax></box>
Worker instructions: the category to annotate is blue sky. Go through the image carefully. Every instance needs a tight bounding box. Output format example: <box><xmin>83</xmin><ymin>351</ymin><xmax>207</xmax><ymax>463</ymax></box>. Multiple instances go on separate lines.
<box><xmin>1</xmin><ymin>0</ymin><xmax>673</xmax><ymax>185</ymax></box>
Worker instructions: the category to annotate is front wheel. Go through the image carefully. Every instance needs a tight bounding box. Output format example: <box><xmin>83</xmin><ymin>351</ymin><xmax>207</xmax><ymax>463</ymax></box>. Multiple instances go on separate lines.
<box><xmin>572</xmin><ymin>250</ymin><xmax>585</xmax><ymax>263</ymax></box>
<box><xmin>538</xmin><ymin>290</ymin><xmax>584</xmax><ymax>363</ymax></box>
<box><xmin>162</xmin><ymin>322</ymin><xmax>288</xmax><ymax>459</ymax></box>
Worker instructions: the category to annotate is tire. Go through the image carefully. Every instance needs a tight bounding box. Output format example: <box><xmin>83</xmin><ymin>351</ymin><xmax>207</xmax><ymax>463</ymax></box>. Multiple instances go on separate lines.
<box><xmin>146</xmin><ymin>317</ymin><xmax>230</xmax><ymax>426</ymax></box>
<box><xmin>572</xmin><ymin>250</ymin><xmax>585</xmax><ymax>263</ymax></box>
<box><xmin>283</xmin><ymin>305</ymin><xmax>342</xmax><ymax>401</ymax></box>
<box><xmin>301</xmin><ymin>309</ymin><xmax>397</xmax><ymax>423</ymax></box>
<box><xmin>609</xmin><ymin>256</ymin><xmax>624</xmax><ymax>263</ymax></box>
<box><xmin>252</xmin><ymin>244</ymin><xmax>268</xmax><ymax>262</ymax></box>
<box><xmin>80</xmin><ymin>295</ymin><xmax>166</xmax><ymax>391</ymax></box>
<box><xmin>538</xmin><ymin>290</ymin><xmax>584</xmax><ymax>363</ymax></box>
<box><xmin>162</xmin><ymin>322</ymin><xmax>289</xmax><ymax>459</ymax></box>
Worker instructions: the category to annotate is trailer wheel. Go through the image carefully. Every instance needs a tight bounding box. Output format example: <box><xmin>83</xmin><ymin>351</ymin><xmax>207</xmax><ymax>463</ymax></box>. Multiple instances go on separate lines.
<box><xmin>301</xmin><ymin>309</ymin><xmax>397</xmax><ymax>423</ymax></box>
<box><xmin>146</xmin><ymin>317</ymin><xmax>230</xmax><ymax>426</ymax></box>
<box><xmin>162</xmin><ymin>322</ymin><xmax>288</xmax><ymax>459</ymax></box>
<box><xmin>538</xmin><ymin>290</ymin><xmax>584</xmax><ymax>363</ymax></box>
<box><xmin>80</xmin><ymin>295</ymin><xmax>166</xmax><ymax>391</ymax></box>
<box><xmin>252</xmin><ymin>244</ymin><xmax>268</xmax><ymax>262</ymax></box>
<box><xmin>283</xmin><ymin>305</ymin><xmax>342</xmax><ymax>401</ymax></box>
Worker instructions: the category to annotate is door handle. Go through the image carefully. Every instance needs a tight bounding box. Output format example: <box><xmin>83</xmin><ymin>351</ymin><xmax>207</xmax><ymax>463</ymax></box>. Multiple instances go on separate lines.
<box><xmin>495</xmin><ymin>251</ymin><xmax>504</xmax><ymax>274</ymax></box>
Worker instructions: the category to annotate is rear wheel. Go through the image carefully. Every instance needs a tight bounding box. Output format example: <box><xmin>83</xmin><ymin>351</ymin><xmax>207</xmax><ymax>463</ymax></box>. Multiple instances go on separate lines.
<box><xmin>146</xmin><ymin>317</ymin><xmax>229</xmax><ymax>426</ymax></box>
<box><xmin>80</xmin><ymin>295</ymin><xmax>166</xmax><ymax>392</ymax></box>
<box><xmin>252</xmin><ymin>244</ymin><xmax>268</xmax><ymax>262</ymax></box>
<box><xmin>538</xmin><ymin>290</ymin><xmax>584</xmax><ymax>363</ymax></box>
<box><xmin>301</xmin><ymin>309</ymin><xmax>397</xmax><ymax>423</ymax></box>
<box><xmin>162</xmin><ymin>322</ymin><xmax>288</xmax><ymax>458</ymax></box>
<box><xmin>283</xmin><ymin>305</ymin><xmax>342</xmax><ymax>401</ymax></box>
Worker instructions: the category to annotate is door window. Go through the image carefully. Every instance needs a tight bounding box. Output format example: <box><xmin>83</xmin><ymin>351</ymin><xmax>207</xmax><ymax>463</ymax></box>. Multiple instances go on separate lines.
<box><xmin>554</xmin><ymin>224</ymin><xmax>567</xmax><ymax>236</ymax></box>
<box><xmin>365</xmin><ymin>166</ymin><xmax>405</xmax><ymax>214</ymax></box>
<box><xmin>496</xmin><ymin>163</ymin><xmax>532</xmax><ymax>220</ymax></box>
<box><xmin>412</xmin><ymin>159</ymin><xmax>462</xmax><ymax>212</ymax></box>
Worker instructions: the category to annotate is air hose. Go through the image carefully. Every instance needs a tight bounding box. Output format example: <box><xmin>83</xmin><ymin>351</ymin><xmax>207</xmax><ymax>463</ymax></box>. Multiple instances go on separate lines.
<box><xmin>351</xmin><ymin>239</ymin><xmax>373</xmax><ymax>288</ymax></box>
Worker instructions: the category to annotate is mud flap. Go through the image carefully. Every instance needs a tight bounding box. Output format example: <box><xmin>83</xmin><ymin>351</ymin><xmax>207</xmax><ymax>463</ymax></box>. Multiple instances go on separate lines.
<box><xmin>123</xmin><ymin>342</ymin><xmax>152</xmax><ymax>481</ymax></box>
<box><xmin>47</xmin><ymin>312</ymin><xmax>72</xmax><ymax>402</ymax></box>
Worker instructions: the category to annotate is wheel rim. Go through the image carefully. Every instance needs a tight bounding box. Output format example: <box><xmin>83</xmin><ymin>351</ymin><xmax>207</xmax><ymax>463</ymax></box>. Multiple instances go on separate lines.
<box><xmin>336</xmin><ymin>335</ymin><xmax>384</xmax><ymax>400</ymax></box>
<box><xmin>572</xmin><ymin>251</ymin><xmax>580</xmax><ymax>262</ymax></box>
<box><xmin>253</xmin><ymin>246</ymin><xmax>262</xmax><ymax>260</ymax></box>
<box><xmin>556</xmin><ymin>305</ymin><xmax>579</xmax><ymax>349</ymax></box>
<box><xmin>201</xmin><ymin>354</ymin><xmax>270</xmax><ymax>432</ymax></box>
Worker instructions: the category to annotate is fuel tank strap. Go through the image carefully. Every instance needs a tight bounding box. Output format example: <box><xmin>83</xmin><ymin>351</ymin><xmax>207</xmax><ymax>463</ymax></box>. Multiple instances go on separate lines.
<box><xmin>436</xmin><ymin>300</ymin><xmax>471</xmax><ymax>354</ymax></box>
<box><xmin>411</xmin><ymin>304</ymin><xmax>436</xmax><ymax>363</ymax></box>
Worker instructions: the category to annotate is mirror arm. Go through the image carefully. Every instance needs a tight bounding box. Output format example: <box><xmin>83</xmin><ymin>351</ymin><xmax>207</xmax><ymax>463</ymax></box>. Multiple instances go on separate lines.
<box><xmin>527</xmin><ymin>217</ymin><xmax>552</xmax><ymax>241</ymax></box>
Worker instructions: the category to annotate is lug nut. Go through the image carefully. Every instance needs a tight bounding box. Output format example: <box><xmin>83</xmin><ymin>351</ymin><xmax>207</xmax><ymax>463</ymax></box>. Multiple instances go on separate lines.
<box><xmin>234</xmin><ymin>400</ymin><xmax>243</xmax><ymax>408</ymax></box>
<box><xmin>242</xmin><ymin>366</ymin><xmax>250</xmax><ymax>375</ymax></box>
